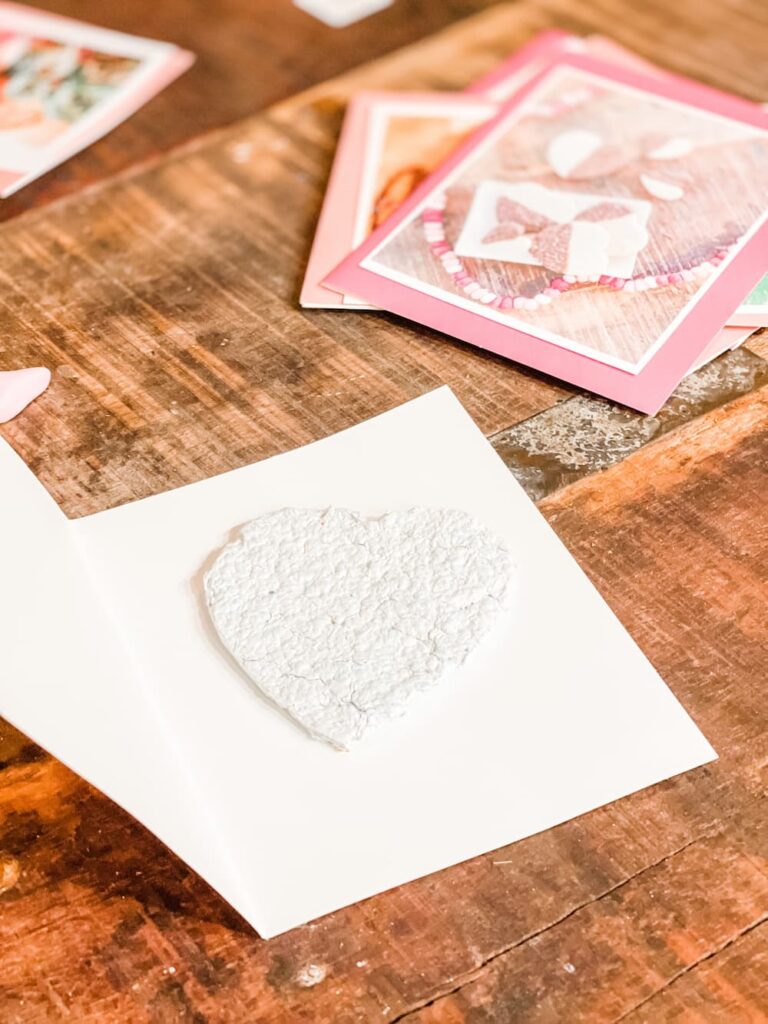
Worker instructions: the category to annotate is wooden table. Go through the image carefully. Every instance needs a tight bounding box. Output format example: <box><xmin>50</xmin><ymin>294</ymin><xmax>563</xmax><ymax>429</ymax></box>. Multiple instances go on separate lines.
<box><xmin>1</xmin><ymin>2</ymin><xmax>767</xmax><ymax>1020</ymax></box>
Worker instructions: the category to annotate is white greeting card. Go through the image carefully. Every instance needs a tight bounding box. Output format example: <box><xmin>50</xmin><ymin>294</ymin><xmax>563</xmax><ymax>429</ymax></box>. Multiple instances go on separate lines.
<box><xmin>0</xmin><ymin>388</ymin><xmax>715</xmax><ymax>937</ymax></box>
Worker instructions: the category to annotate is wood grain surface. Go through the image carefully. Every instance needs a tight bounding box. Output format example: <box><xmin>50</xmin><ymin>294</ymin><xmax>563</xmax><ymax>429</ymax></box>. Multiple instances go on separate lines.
<box><xmin>1</xmin><ymin>1</ymin><xmax>767</xmax><ymax>1021</ymax></box>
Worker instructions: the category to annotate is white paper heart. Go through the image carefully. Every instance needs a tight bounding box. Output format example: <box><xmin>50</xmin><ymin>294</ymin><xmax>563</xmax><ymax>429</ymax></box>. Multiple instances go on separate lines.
<box><xmin>204</xmin><ymin>508</ymin><xmax>514</xmax><ymax>749</ymax></box>
<box><xmin>640</xmin><ymin>174</ymin><xmax>684</xmax><ymax>201</ymax></box>
<box><xmin>646</xmin><ymin>137</ymin><xmax>693</xmax><ymax>160</ymax></box>
<box><xmin>546</xmin><ymin>130</ymin><xmax>628</xmax><ymax>180</ymax></box>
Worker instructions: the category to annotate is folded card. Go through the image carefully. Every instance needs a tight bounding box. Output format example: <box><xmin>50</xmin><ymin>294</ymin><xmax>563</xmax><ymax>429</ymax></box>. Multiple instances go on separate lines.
<box><xmin>0</xmin><ymin>388</ymin><xmax>715</xmax><ymax>937</ymax></box>
<box><xmin>0</xmin><ymin>1</ymin><xmax>193</xmax><ymax>197</ymax></box>
<box><xmin>325</xmin><ymin>54</ymin><xmax>768</xmax><ymax>413</ymax></box>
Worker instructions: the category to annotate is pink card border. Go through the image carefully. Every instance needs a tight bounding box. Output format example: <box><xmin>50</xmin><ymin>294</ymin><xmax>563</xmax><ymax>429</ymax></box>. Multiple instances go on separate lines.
<box><xmin>466</xmin><ymin>28</ymin><xmax>574</xmax><ymax>97</ymax></box>
<box><xmin>467</xmin><ymin>31</ymin><xmax>660</xmax><ymax>98</ymax></box>
<box><xmin>325</xmin><ymin>53</ymin><xmax>768</xmax><ymax>414</ymax></box>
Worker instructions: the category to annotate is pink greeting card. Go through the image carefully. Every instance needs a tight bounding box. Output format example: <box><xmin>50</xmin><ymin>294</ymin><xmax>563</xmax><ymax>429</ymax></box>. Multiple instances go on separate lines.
<box><xmin>325</xmin><ymin>54</ymin><xmax>768</xmax><ymax>413</ymax></box>
<box><xmin>0</xmin><ymin>2</ymin><xmax>193</xmax><ymax>197</ymax></box>
<box><xmin>300</xmin><ymin>91</ymin><xmax>496</xmax><ymax>308</ymax></box>
<box><xmin>472</xmin><ymin>35</ymin><xmax>767</xmax><ymax>329</ymax></box>
<box><xmin>301</xmin><ymin>31</ymin><xmax>574</xmax><ymax>309</ymax></box>
<box><xmin>302</xmin><ymin>31</ymin><xmax>760</xmax><ymax>333</ymax></box>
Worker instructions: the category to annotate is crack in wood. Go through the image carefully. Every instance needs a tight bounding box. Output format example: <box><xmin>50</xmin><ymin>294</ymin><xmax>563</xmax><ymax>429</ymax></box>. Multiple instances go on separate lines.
<box><xmin>612</xmin><ymin>915</ymin><xmax>768</xmax><ymax>1023</ymax></box>
<box><xmin>386</xmin><ymin>833</ymin><xmax>716</xmax><ymax>1024</ymax></box>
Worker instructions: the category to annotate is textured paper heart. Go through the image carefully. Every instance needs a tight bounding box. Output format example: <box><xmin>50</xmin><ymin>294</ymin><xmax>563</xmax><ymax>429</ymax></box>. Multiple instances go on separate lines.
<box><xmin>205</xmin><ymin>508</ymin><xmax>514</xmax><ymax>749</ymax></box>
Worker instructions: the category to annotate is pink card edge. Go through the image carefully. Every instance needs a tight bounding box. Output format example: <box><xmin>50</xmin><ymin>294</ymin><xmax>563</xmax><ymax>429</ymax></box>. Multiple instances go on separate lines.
<box><xmin>327</xmin><ymin>225</ymin><xmax>768</xmax><ymax>414</ymax></box>
<box><xmin>299</xmin><ymin>90</ymin><xmax>496</xmax><ymax>308</ymax></box>
<box><xmin>466</xmin><ymin>29</ymin><xmax>573</xmax><ymax>94</ymax></box>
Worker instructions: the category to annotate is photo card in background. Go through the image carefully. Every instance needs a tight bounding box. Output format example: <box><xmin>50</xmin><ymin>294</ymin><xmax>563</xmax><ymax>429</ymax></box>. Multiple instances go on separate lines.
<box><xmin>0</xmin><ymin>1</ymin><xmax>193</xmax><ymax>196</ymax></box>
<box><xmin>301</xmin><ymin>91</ymin><xmax>496</xmax><ymax>309</ymax></box>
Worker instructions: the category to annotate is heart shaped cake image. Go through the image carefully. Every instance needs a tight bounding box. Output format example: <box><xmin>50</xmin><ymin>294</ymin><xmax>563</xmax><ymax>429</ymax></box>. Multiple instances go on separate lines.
<box><xmin>204</xmin><ymin>507</ymin><xmax>514</xmax><ymax>749</ymax></box>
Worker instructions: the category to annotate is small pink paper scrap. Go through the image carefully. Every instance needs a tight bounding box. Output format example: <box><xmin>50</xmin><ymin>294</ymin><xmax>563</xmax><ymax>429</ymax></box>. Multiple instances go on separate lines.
<box><xmin>0</xmin><ymin>366</ymin><xmax>51</xmax><ymax>423</ymax></box>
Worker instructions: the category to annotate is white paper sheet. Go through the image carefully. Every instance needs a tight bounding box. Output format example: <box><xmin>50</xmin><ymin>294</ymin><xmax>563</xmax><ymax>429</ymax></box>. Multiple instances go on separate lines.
<box><xmin>0</xmin><ymin>388</ymin><xmax>716</xmax><ymax>937</ymax></box>
<box><xmin>0</xmin><ymin>437</ymin><xmax>248</xmax><ymax>911</ymax></box>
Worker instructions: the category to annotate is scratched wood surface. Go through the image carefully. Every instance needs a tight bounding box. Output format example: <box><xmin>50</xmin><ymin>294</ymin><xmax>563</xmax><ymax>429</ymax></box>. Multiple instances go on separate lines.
<box><xmin>1</xmin><ymin>1</ymin><xmax>767</xmax><ymax>1021</ymax></box>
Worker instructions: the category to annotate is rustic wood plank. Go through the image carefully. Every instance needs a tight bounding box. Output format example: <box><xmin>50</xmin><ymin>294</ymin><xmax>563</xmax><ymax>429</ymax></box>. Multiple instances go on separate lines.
<box><xmin>618</xmin><ymin>921</ymin><xmax>768</xmax><ymax>1023</ymax></box>
<box><xmin>402</xmin><ymin>838</ymin><xmax>768</xmax><ymax>1023</ymax></box>
<box><xmin>0</xmin><ymin>4</ymin><xmax>583</xmax><ymax>518</ymax></box>
<box><xmin>1</xmin><ymin>2</ymin><xmax>767</xmax><ymax>1020</ymax></box>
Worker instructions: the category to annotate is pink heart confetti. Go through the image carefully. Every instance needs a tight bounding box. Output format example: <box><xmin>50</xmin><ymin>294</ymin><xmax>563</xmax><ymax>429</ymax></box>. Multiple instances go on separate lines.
<box><xmin>496</xmin><ymin>196</ymin><xmax>554</xmax><ymax>231</ymax></box>
<box><xmin>0</xmin><ymin>367</ymin><xmax>51</xmax><ymax>424</ymax></box>
<box><xmin>482</xmin><ymin>221</ymin><xmax>526</xmax><ymax>244</ymax></box>
<box><xmin>576</xmin><ymin>202</ymin><xmax>632</xmax><ymax>222</ymax></box>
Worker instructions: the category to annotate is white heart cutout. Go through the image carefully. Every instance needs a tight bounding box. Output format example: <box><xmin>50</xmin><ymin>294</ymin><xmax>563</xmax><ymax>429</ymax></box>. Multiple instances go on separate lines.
<box><xmin>547</xmin><ymin>129</ymin><xmax>603</xmax><ymax>178</ymax></box>
<box><xmin>205</xmin><ymin>508</ymin><xmax>515</xmax><ymax>749</ymax></box>
<box><xmin>640</xmin><ymin>174</ymin><xmax>684</xmax><ymax>201</ymax></box>
<box><xmin>646</xmin><ymin>137</ymin><xmax>693</xmax><ymax>160</ymax></box>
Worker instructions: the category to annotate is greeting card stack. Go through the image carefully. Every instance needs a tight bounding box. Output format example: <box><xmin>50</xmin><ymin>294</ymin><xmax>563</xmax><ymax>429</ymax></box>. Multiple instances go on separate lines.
<box><xmin>302</xmin><ymin>31</ymin><xmax>768</xmax><ymax>413</ymax></box>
